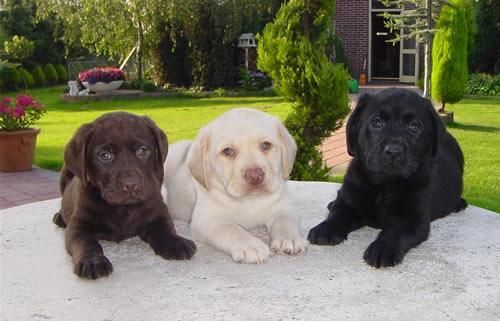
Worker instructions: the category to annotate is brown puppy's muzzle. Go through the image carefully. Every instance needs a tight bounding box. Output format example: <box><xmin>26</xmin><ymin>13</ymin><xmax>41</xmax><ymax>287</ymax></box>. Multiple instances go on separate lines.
<box><xmin>102</xmin><ymin>169</ymin><xmax>148</xmax><ymax>205</ymax></box>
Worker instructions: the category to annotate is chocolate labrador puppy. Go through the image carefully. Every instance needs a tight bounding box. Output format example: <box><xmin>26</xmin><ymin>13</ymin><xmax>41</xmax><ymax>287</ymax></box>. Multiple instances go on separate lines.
<box><xmin>308</xmin><ymin>88</ymin><xmax>467</xmax><ymax>268</ymax></box>
<box><xmin>53</xmin><ymin>112</ymin><xmax>196</xmax><ymax>279</ymax></box>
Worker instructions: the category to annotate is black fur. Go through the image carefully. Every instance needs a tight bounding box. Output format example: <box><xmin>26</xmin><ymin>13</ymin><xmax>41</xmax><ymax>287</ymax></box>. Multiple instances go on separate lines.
<box><xmin>308</xmin><ymin>88</ymin><xmax>466</xmax><ymax>268</ymax></box>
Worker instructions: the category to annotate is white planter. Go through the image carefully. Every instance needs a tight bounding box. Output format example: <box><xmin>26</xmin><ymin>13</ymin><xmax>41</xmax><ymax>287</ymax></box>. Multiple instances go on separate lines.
<box><xmin>82</xmin><ymin>80</ymin><xmax>124</xmax><ymax>93</ymax></box>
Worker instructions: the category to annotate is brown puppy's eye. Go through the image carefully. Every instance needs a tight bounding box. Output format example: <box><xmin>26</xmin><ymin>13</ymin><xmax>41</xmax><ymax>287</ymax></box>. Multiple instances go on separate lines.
<box><xmin>408</xmin><ymin>121</ymin><xmax>420</xmax><ymax>132</ymax></box>
<box><xmin>136</xmin><ymin>146</ymin><xmax>150</xmax><ymax>158</ymax></box>
<box><xmin>98</xmin><ymin>151</ymin><xmax>113</xmax><ymax>162</ymax></box>
<box><xmin>371</xmin><ymin>117</ymin><xmax>384</xmax><ymax>129</ymax></box>
<box><xmin>222</xmin><ymin>147</ymin><xmax>235</xmax><ymax>157</ymax></box>
<box><xmin>261</xmin><ymin>141</ymin><xmax>272</xmax><ymax>151</ymax></box>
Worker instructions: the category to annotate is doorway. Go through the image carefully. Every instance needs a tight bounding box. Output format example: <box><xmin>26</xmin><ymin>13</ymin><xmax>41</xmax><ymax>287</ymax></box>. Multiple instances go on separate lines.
<box><xmin>370</xmin><ymin>12</ymin><xmax>400</xmax><ymax>79</ymax></box>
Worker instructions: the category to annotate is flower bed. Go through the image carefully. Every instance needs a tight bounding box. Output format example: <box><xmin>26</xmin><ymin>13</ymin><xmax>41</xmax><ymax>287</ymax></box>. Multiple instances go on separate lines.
<box><xmin>78</xmin><ymin>67</ymin><xmax>125</xmax><ymax>84</ymax></box>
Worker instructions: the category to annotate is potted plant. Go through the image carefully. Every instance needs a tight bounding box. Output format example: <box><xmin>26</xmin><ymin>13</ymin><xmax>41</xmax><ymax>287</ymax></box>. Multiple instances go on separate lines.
<box><xmin>78</xmin><ymin>66</ymin><xmax>125</xmax><ymax>92</ymax></box>
<box><xmin>0</xmin><ymin>95</ymin><xmax>46</xmax><ymax>172</ymax></box>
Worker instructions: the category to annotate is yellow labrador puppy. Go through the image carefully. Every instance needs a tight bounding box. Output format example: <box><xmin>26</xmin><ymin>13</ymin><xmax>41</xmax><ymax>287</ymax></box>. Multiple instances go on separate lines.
<box><xmin>163</xmin><ymin>108</ymin><xmax>308</xmax><ymax>263</ymax></box>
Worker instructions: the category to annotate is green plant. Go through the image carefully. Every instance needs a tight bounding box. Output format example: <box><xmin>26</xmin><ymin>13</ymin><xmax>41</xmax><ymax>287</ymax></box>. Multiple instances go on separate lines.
<box><xmin>18</xmin><ymin>68</ymin><xmax>35</xmax><ymax>88</ymax></box>
<box><xmin>465</xmin><ymin>73</ymin><xmax>500</xmax><ymax>96</ymax></box>
<box><xmin>31</xmin><ymin>66</ymin><xmax>46</xmax><ymax>87</ymax></box>
<box><xmin>239</xmin><ymin>69</ymin><xmax>273</xmax><ymax>91</ymax></box>
<box><xmin>4</xmin><ymin>35</ymin><xmax>34</xmax><ymax>63</ymax></box>
<box><xmin>469</xmin><ymin>0</ymin><xmax>500</xmax><ymax>74</ymax></box>
<box><xmin>0</xmin><ymin>95</ymin><xmax>46</xmax><ymax>131</ymax></box>
<box><xmin>432</xmin><ymin>0</ymin><xmax>474</xmax><ymax>111</ymax></box>
<box><xmin>43</xmin><ymin>64</ymin><xmax>59</xmax><ymax>85</ymax></box>
<box><xmin>0</xmin><ymin>67</ymin><xmax>22</xmax><ymax>91</ymax></box>
<box><xmin>141</xmin><ymin>81</ymin><xmax>157</xmax><ymax>92</ymax></box>
<box><xmin>214</xmin><ymin>87</ymin><xmax>226</xmax><ymax>97</ymax></box>
<box><xmin>55</xmin><ymin>64</ymin><xmax>68</xmax><ymax>83</ymax></box>
<box><xmin>257</xmin><ymin>0</ymin><xmax>350</xmax><ymax>180</ymax></box>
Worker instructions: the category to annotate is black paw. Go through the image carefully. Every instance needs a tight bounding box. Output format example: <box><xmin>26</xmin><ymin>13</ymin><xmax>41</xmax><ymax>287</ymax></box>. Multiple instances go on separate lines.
<box><xmin>307</xmin><ymin>221</ymin><xmax>346</xmax><ymax>245</ymax></box>
<box><xmin>363</xmin><ymin>240</ymin><xmax>404</xmax><ymax>268</ymax></box>
<box><xmin>153</xmin><ymin>236</ymin><xmax>197</xmax><ymax>260</ymax></box>
<box><xmin>52</xmin><ymin>212</ymin><xmax>66</xmax><ymax>228</ymax></box>
<box><xmin>74</xmin><ymin>255</ymin><xmax>113</xmax><ymax>279</ymax></box>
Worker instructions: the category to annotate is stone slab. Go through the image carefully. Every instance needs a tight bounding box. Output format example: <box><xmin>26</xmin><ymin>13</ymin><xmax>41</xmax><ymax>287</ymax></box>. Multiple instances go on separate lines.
<box><xmin>1</xmin><ymin>181</ymin><xmax>499</xmax><ymax>321</ymax></box>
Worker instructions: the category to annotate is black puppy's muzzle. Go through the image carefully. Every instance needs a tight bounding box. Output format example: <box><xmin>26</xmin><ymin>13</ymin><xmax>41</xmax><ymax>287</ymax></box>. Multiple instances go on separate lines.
<box><xmin>383</xmin><ymin>144</ymin><xmax>403</xmax><ymax>162</ymax></box>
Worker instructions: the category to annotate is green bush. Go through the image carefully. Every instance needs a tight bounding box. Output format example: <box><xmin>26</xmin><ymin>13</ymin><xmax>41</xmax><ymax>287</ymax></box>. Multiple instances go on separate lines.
<box><xmin>4</xmin><ymin>35</ymin><xmax>34</xmax><ymax>63</ymax></box>
<box><xmin>0</xmin><ymin>66</ymin><xmax>22</xmax><ymax>91</ymax></box>
<box><xmin>43</xmin><ymin>63</ymin><xmax>58</xmax><ymax>85</ymax></box>
<box><xmin>55</xmin><ymin>64</ymin><xmax>68</xmax><ymax>83</ymax></box>
<box><xmin>239</xmin><ymin>69</ymin><xmax>273</xmax><ymax>91</ymax></box>
<box><xmin>141</xmin><ymin>81</ymin><xmax>157</xmax><ymax>92</ymax></box>
<box><xmin>31</xmin><ymin>65</ymin><xmax>46</xmax><ymax>87</ymax></box>
<box><xmin>432</xmin><ymin>0</ymin><xmax>474</xmax><ymax>111</ymax></box>
<box><xmin>465</xmin><ymin>73</ymin><xmax>500</xmax><ymax>95</ymax></box>
<box><xmin>258</xmin><ymin>0</ymin><xmax>350</xmax><ymax>180</ymax></box>
<box><xmin>18</xmin><ymin>67</ymin><xmax>35</xmax><ymax>88</ymax></box>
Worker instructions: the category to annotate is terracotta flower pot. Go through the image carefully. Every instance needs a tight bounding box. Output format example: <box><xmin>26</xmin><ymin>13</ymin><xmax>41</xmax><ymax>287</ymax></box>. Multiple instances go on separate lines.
<box><xmin>0</xmin><ymin>128</ymin><xmax>40</xmax><ymax>172</ymax></box>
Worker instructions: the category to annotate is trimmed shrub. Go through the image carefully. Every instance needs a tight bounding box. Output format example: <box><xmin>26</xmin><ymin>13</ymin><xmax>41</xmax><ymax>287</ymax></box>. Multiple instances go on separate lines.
<box><xmin>32</xmin><ymin>66</ymin><xmax>46</xmax><ymax>87</ymax></box>
<box><xmin>141</xmin><ymin>81</ymin><xmax>157</xmax><ymax>92</ymax></box>
<box><xmin>55</xmin><ymin>64</ymin><xmax>68</xmax><ymax>83</ymax></box>
<box><xmin>0</xmin><ymin>67</ymin><xmax>22</xmax><ymax>91</ymax></box>
<box><xmin>18</xmin><ymin>68</ymin><xmax>35</xmax><ymax>88</ymax></box>
<box><xmin>43</xmin><ymin>63</ymin><xmax>58</xmax><ymax>85</ymax></box>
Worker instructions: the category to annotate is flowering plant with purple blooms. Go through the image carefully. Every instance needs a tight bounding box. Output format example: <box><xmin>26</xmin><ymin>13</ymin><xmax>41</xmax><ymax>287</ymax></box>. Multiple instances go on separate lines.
<box><xmin>239</xmin><ymin>69</ymin><xmax>273</xmax><ymax>91</ymax></box>
<box><xmin>78</xmin><ymin>67</ymin><xmax>125</xmax><ymax>84</ymax></box>
<box><xmin>0</xmin><ymin>95</ymin><xmax>46</xmax><ymax>131</ymax></box>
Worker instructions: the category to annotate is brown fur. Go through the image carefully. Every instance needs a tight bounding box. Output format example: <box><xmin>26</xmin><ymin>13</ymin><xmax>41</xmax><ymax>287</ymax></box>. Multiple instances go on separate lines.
<box><xmin>53</xmin><ymin>112</ymin><xmax>196</xmax><ymax>279</ymax></box>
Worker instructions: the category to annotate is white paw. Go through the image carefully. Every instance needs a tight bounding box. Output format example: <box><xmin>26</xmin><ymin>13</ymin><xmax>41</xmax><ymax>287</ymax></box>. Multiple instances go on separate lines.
<box><xmin>230</xmin><ymin>238</ymin><xmax>271</xmax><ymax>264</ymax></box>
<box><xmin>271</xmin><ymin>237</ymin><xmax>308</xmax><ymax>255</ymax></box>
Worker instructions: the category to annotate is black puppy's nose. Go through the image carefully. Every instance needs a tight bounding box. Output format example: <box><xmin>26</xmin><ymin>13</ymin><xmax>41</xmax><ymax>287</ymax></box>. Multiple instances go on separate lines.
<box><xmin>384</xmin><ymin>145</ymin><xmax>403</xmax><ymax>160</ymax></box>
<box><xmin>245</xmin><ymin>167</ymin><xmax>265</xmax><ymax>186</ymax></box>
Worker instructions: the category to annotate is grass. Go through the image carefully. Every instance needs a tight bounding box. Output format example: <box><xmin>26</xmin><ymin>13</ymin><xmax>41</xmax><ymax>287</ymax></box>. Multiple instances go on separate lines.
<box><xmin>3</xmin><ymin>87</ymin><xmax>499</xmax><ymax>212</ymax></box>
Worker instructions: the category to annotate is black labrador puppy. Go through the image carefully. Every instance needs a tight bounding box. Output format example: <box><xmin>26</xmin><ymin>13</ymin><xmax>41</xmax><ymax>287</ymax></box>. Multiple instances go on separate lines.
<box><xmin>308</xmin><ymin>88</ymin><xmax>467</xmax><ymax>268</ymax></box>
<box><xmin>53</xmin><ymin>112</ymin><xmax>196</xmax><ymax>279</ymax></box>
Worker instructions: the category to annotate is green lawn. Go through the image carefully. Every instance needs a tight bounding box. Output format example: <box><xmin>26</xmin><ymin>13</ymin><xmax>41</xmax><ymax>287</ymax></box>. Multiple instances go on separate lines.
<box><xmin>4</xmin><ymin>87</ymin><xmax>500</xmax><ymax>213</ymax></box>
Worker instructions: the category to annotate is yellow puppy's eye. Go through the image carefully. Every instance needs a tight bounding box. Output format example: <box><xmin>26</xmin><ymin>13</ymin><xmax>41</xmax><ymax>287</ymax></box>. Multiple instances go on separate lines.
<box><xmin>222</xmin><ymin>147</ymin><xmax>235</xmax><ymax>157</ymax></box>
<box><xmin>261</xmin><ymin>141</ymin><xmax>272</xmax><ymax>151</ymax></box>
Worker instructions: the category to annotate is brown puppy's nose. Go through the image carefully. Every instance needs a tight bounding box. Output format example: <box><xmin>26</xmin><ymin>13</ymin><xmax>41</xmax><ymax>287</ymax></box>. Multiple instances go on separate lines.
<box><xmin>244</xmin><ymin>168</ymin><xmax>265</xmax><ymax>186</ymax></box>
<box><xmin>121</xmin><ymin>180</ymin><xmax>139</xmax><ymax>193</ymax></box>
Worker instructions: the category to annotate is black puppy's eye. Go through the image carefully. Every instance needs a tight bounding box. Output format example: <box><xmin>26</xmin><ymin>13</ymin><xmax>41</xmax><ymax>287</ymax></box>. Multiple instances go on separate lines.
<box><xmin>98</xmin><ymin>151</ymin><xmax>113</xmax><ymax>162</ymax></box>
<box><xmin>371</xmin><ymin>117</ymin><xmax>384</xmax><ymax>129</ymax></box>
<box><xmin>408</xmin><ymin>121</ymin><xmax>420</xmax><ymax>132</ymax></box>
<box><xmin>261</xmin><ymin>141</ymin><xmax>272</xmax><ymax>151</ymax></box>
<box><xmin>136</xmin><ymin>146</ymin><xmax>150</xmax><ymax>158</ymax></box>
<box><xmin>222</xmin><ymin>147</ymin><xmax>235</xmax><ymax>157</ymax></box>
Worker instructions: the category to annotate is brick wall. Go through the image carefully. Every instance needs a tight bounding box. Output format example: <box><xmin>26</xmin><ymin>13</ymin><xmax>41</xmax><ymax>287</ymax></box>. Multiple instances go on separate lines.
<box><xmin>335</xmin><ymin>0</ymin><xmax>369</xmax><ymax>79</ymax></box>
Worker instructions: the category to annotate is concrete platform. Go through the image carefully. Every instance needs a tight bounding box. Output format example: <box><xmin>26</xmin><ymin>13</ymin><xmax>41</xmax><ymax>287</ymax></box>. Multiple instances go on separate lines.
<box><xmin>1</xmin><ymin>181</ymin><xmax>499</xmax><ymax>321</ymax></box>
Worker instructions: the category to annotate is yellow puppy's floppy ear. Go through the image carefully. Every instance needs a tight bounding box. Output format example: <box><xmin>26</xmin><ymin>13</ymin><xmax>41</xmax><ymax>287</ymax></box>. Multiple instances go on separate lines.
<box><xmin>64</xmin><ymin>123</ymin><xmax>94</xmax><ymax>184</ymax></box>
<box><xmin>275</xmin><ymin>118</ymin><xmax>297</xmax><ymax>179</ymax></box>
<box><xmin>187</xmin><ymin>127</ymin><xmax>211</xmax><ymax>190</ymax></box>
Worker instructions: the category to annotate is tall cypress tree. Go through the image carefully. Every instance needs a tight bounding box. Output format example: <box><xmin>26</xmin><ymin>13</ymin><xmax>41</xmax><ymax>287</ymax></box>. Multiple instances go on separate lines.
<box><xmin>258</xmin><ymin>0</ymin><xmax>349</xmax><ymax>180</ymax></box>
<box><xmin>431</xmin><ymin>0</ymin><xmax>474</xmax><ymax>112</ymax></box>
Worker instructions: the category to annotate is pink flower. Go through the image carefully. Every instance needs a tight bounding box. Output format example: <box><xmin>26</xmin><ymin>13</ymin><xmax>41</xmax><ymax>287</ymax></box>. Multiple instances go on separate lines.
<box><xmin>0</xmin><ymin>104</ymin><xmax>10</xmax><ymax>114</ymax></box>
<box><xmin>17</xmin><ymin>95</ymin><xmax>34</xmax><ymax>107</ymax></box>
<box><xmin>2</xmin><ymin>97</ymin><xmax>12</xmax><ymax>104</ymax></box>
<box><xmin>13</xmin><ymin>106</ymin><xmax>25</xmax><ymax>118</ymax></box>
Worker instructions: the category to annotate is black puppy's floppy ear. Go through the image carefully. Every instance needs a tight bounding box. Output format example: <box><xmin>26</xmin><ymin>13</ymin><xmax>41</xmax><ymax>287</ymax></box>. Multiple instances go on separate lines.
<box><xmin>64</xmin><ymin>123</ymin><xmax>94</xmax><ymax>183</ymax></box>
<box><xmin>346</xmin><ymin>93</ymin><xmax>371</xmax><ymax>156</ymax></box>
<box><xmin>141</xmin><ymin>116</ymin><xmax>168</xmax><ymax>178</ymax></box>
<box><xmin>423</xmin><ymin>97</ymin><xmax>445</xmax><ymax>159</ymax></box>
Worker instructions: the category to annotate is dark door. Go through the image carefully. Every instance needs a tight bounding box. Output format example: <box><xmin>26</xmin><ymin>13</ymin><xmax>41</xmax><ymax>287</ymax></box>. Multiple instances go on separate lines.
<box><xmin>371</xmin><ymin>12</ymin><xmax>400</xmax><ymax>79</ymax></box>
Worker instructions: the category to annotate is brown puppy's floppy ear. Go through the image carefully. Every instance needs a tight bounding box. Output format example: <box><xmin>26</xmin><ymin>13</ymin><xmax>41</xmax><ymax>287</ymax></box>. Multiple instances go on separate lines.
<box><xmin>64</xmin><ymin>123</ymin><xmax>94</xmax><ymax>183</ymax></box>
<box><xmin>275</xmin><ymin>118</ymin><xmax>297</xmax><ymax>179</ymax></box>
<box><xmin>141</xmin><ymin>116</ymin><xmax>168</xmax><ymax>178</ymax></box>
<box><xmin>187</xmin><ymin>126</ymin><xmax>211</xmax><ymax>190</ymax></box>
<box><xmin>423</xmin><ymin>97</ymin><xmax>445</xmax><ymax>159</ymax></box>
<box><xmin>346</xmin><ymin>93</ymin><xmax>371</xmax><ymax>156</ymax></box>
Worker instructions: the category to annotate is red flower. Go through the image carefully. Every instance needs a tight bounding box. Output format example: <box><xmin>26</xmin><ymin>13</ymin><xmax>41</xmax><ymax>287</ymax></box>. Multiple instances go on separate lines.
<box><xmin>17</xmin><ymin>95</ymin><xmax>34</xmax><ymax>107</ymax></box>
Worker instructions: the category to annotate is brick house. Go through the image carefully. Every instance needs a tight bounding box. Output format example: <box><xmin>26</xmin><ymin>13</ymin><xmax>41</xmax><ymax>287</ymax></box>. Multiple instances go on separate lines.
<box><xmin>335</xmin><ymin>0</ymin><xmax>423</xmax><ymax>84</ymax></box>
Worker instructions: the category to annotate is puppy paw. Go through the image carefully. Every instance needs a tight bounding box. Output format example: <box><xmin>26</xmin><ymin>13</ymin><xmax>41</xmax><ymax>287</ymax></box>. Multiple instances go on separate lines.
<box><xmin>153</xmin><ymin>236</ymin><xmax>197</xmax><ymax>260</ymax></box>
<box><xmin>363</xmin><ymin>240</ymin><xmax>404</xmax><ymax>268</ymax></box>
<box><xmin>307</xmin><ymin>222</ymin><xmax>346</xmax><ymax>246</ymax></box>
<box><xmin>74</xmin><ymin>255</ymin><xmax>113</xmax><ymax>280</ymax></box>
<box><xmin>230</xmin><ymin>238</ymin><xmax>271</xmax><ymax>264</ymax></box>
<box><xmin>271</xmin><ymin>237</ymin><xmax>308</xmax><ymax>255</ymax></box>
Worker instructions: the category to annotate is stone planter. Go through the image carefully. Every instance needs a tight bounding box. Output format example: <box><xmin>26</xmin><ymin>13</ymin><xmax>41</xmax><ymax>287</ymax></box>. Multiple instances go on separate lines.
<box><xmin>82</xmin><ymin>80</ymin><xmax>124</xmax><ymax>93</ymax></box>
<box><xmin>0</xmin><ymin>128</ymin><xmax>40</xmax><ymax>172</ymax></box>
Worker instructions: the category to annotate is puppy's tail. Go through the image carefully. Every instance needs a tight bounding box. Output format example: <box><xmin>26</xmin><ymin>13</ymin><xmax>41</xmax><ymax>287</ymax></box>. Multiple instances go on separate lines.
<box><xmin>455</xmin><ymin>198</ymin><xmax>468</xmax><ymax>212</ymax></box>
